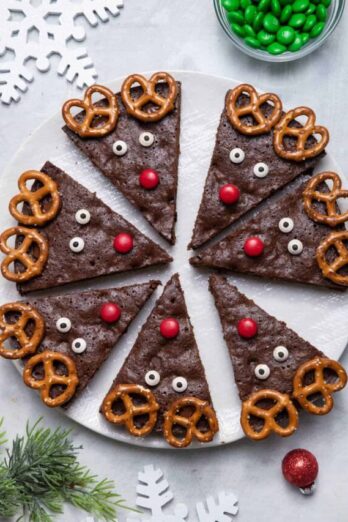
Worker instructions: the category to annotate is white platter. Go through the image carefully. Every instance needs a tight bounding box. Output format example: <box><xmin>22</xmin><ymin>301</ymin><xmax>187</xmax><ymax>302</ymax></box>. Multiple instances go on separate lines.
<box><xmin>1</xmin><ymin>71</ymin><xmax>347</xmax><ymax>449</ymax></box>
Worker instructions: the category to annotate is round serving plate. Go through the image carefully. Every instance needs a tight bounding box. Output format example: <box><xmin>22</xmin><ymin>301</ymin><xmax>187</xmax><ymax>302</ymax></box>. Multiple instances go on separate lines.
<box><xmin>1</xmin><ymin>71</ymin><xmax>347</xmax><ymax>449</ymax></box>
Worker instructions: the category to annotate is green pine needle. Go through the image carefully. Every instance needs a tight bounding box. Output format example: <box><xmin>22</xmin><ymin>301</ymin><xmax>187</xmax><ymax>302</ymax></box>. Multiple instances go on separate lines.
<box><xmin>0</xmin><ymin>417</ymin><xmax>7</xmax><ymax>447</ymax></box>
<box><xmin>0</xmin><ymin>418</ymin><xmax>131</xmax><ymax>521</ymax></box>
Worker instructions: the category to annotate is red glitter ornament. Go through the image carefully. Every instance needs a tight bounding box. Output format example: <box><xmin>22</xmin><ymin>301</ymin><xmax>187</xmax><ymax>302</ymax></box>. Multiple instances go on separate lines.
<box><xmin>282</xmin><ymin>449</ymin><xmax>319</xmax><ymax>495</ymax></box>
<box><xmin>243</xmin><ymin>236</ymin><xmax>265</xmax><ymax>257</ymax></box>
<box><xmin>160</xmin><ymin>318</ymin><xmax>180</xmax><ymax>339</ymax></box>
<box><xmin>100</xmin><ymin>302</ymin><xmax>121</xmax><ymax>323</ymax></box>
<box><xmin>113</xmin><ymin>233</ymin><xmax>134</xmax><ymax>254</ymax></box>
<box><xmin>237</xmin><ymin>317</ymin><xmax>258</xmax><ymax>339</ymax></box>
<box><xmin>139</xmin><ymin>168</ymin><xmax>160</xmax><ymax>190</ymax></box>
<box><xmin>219</xmin><ymin>184</ymin><xmax>240</xmax><ymax>205</ymax></box>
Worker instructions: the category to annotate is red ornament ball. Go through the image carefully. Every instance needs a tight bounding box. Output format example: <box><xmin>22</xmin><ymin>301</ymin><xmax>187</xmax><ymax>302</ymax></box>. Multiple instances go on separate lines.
<box><xmin>100</xmin><ymin>302</ymin><xmax>121</xmax><ymax>323</ymax></box>
<box><xmin>237</xmin><ymin>317</ymin><xmax>258</xmax><ymax>339</ymax></box>
<box><xmin>282</xmin><ymin>449</ymin><xmax>319</xmax><ymax>490</ymax></box>
<box><xmin>113</xmin><ymin>233</ymin><xmax>134</xmax><ymax>254</ymax></box>
<box><xmin>139</xmin><ymin>168</ymin><xmax>160</xmax><ymax>190</ymax></box>
<box><xmin>219</xmin><ymin>184</ymin><xmax>240</xmax><ymax>205</ymax></box>
<box><xmin>160</xmin><ymin>318</ymin><xmax>180</xmax><ymax>339</ymax></box>
<box><xmin>243</xmin><ymin>236</ymin><xmax>264</xmax><ymax>257</ymax></box>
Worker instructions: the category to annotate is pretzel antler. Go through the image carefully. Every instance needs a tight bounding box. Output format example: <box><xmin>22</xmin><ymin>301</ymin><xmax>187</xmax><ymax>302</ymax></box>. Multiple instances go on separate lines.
<box><xmin>316</xmin><ymin>230</ymin><xmax>348</xmax><ymax>286</ymax></box>
<box><xmin>303</xmin><ymin>172</ymin><xmax>348</xmax><ymax>227</ymax></box>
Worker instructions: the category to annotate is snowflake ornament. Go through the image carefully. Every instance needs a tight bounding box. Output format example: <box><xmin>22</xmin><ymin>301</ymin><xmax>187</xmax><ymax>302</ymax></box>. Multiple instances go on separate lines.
<box><xmin>196</xmin><ymin>492</ymin><xmax>239</xmax><ymax>521</ymax></box>
<box><xmin>0</xmin><ymin>0</ymin><xmax>124</xmax><ymax>105</ymax></box>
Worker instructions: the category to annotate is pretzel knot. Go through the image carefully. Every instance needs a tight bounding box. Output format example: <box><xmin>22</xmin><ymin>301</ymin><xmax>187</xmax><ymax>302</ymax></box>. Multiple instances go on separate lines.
<box><xmin>316</xmin><ymin>230</ymin><xmax>348</xmax><ymax>286</ymax></box>
<box><xmin>0</xmin><ymin>302</ymin><xmax>44</xmax><ymax>360</ymax></box>
<box><xmin>0</xmin><ymin>226</ymin><xmax>48</xmax><ymax>282</ymax></box>
<box><xmin>163</xmin><ymin>397</ymin><xmax>219</xmax><ymax>448</ymax></box>
<box><xmin>121</xmin><ymin>72</ymin><xmax>178</xmax><ymax>122</ymax></box>
<box><xmin>226</xmin><ymin>84</ymin><xmax>282</xmax><ymax>136</ymax></box>
<box><xmin>101</xmin><ymin>384</ymin><xmax>160</xmax><ymax>437</ymax></box>
<box><xmin>62</xmin><ymin>84</ymin><xmax>119</xmax><ymax>138</ymax></box>
<box><xmin>273</xmin><ymin>107</ymin><xmax>329</xmax><ymax>161</ymax></box>
<box><xmin>9</xmin><ymin>170</ymin><xmax>61</xmax><ymax>226</ymax></box>
<box><xmin>293</xmin><ymin>356</ymin><xmax>347</xmax><ymax>415</ymax></box>
<box><xmin>23</xmin><ymin>351</ymin><xmax>79</xmax><ymax>407</ymax></box>
<box><xmin>303</xmin><ymin>172</ymin><xmax>348</xmax><ymax>227</ymax></box>
<box><xmin>241</xmin><ymin>389</ymin><xmax>299</xmax><ymax>441</ymax></box>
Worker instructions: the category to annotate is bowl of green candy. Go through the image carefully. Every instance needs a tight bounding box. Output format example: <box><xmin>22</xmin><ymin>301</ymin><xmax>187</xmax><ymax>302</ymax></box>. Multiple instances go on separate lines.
<box><xmin>215</xmin><ymin>0</ymin><xmax>345</xmax><ymax>61</ymax></box>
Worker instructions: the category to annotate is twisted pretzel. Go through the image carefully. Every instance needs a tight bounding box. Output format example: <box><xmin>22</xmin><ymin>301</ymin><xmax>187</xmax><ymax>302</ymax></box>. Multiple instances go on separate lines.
<box><xmin>273</xmin><ymin>107</ymin><xmax>329</xmax><ymax>161</ymax></box>
<box><xmin>226</xmin><ymin>84</ymin><xmax>282</xmax><ymax>136</ymax></box>
<box><xmin>62</xmin><ymin>84</ymin><xmax>119</xmax><ymax>137</ymax></box>
<box><xmin>241</xmin><ymin>389</ymin><xmax>299</xmax><ymax>441</ymax></box>
<box><xmin>316</xmin><ymin>230</ymin><xmax>348</xmax><ymax>286</ymax></box>
<box><xmin>9</xmin><ymin>170</ymin><xmax>61</xmax><ymax>226</ymax></box>
<box><xmin>23</xmin><ymin>350</ymin><xmax>79</xmax><ymax>407</ymax></box>
<box><xmin>0</xmin><ymin>226</ymin><xmax>48</xmax><ymax>282</ymax></box>
<box><xmin>163</xmin><ymin>397</ymin><xmax>219</xmax><ymax>448</ymax></box>
<box><xmin>0</xmin><ymin>302</ymin><xmax>44</xmax><ymax>360</ymax></box>
<box><xmin>303</xmin><ymin>172</ymin><xmax>348</xmax><ymax>227</ymax></box>
<box><xmin>121</xmin><ymin>72</ymin><xmax>178</xmax><ymax>122</ymax></box>
<box><xmin>101</xmin><ymin>384</ymin><xmax>160</xmax><ymax>437</ymax></box>
<box><xmin>293</xmin><ymin>356</ymin><xmax>347</xmax><ymax>415</ymax></box>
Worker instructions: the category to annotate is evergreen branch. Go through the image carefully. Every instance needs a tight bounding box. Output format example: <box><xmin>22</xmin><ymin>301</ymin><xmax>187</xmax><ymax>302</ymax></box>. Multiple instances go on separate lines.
<box><xmin>0</xmin><ymin>417</ymin><xmax>7</xmax><ymax>447</ymax></box>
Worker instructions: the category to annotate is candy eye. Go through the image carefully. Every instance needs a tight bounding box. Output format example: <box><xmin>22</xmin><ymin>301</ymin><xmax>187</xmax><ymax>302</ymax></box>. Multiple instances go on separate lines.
<box><xmin>288</xmin><ymin>239</ymin><xmax>303</xmax><ymax>255</ymax></box>
<box><xmin>112</xmin><ymin>140</ymin><xmax>128</xmax><ymax>156</ymax></box>
<box><xmin>145</xmin><ymin>370</ymin><xmax>160</xmax><ymax>386</ymax></box>
<box><xmin>172</xmin><ymin>376</ymin><xmax>188</xmax><ymax>393</ymax></box>
<box><xmin>254</xmin><ymin>364</ymin><xmax>270</xmax><ymax>380</ymax></box>
<box><xmin>139</xmin><ymin>132</ymin><xmax>155</xmax><ymax>147</ymax></box>
<box><xmin>69</xmin><ymin>237</ymin><xmax>85</xmax><ymax>253</ymax></box>
<box><xmin>71</xmin><ymin>338</ymin><xmax>87</xmax><ymax>354</ymax></box>
<box><xmin>273</xmin><ymin>346</ymin><xmax>289</xmax><ymax>362</ymax></box>
<box><xmin>229</xmin><ymin>147</ymin><xmax>245</xmax><ymax>164</ymax></box>
<box><xmin>279</xmin><ymin>217</ymin><xmax>294</xmax><ymax>233</ymax></box>
<box><xmin>253</xmin><ymin>162</ymin><xmax>269</xmax><ymax>178</ymax></box>
<box><xmin>75</xmin><ymin>209</ymin><xmax>91</xmax><ymax>225</ymax></box>
<box><xmin>56</xmin><ymin>317</ymin><xmax>71</xmax><ymax>333</ymax></box>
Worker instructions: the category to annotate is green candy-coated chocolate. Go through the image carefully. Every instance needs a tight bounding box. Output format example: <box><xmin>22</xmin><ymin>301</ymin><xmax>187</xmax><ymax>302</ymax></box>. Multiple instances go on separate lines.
<box><xmin>277</xmin><ymin>25</ymin><xmax>296</xmax><ymax>44</ymax></box>
<box><xmin>244</xmin><ymin>23</ymin><xmax>256</xmax><ymax>37</ymax></box>
<box><xmin>310</xmin><ymin>21</ymin><xmax>325</xmax><ymax>37</ymax></box>
<box><xmin>253</xmin><ymin>12</ymin><xmax>265</xmax><ymax>31</ymax></box>
<box><xmin>263</xmin><ymin>13</ymin><xmax>280</xmax><ymax>32</ymax></box>
<box><xmin>241</xmin><ymin>0</ymin><xmax>251</xmax><ymax>8</ymax></box>
<box><xmin>231</xmin><ymin>22</ymin><xmax>246</xmax><ymax>37</ymax></box>
<box><xmin>288</xmin><ymin>33</ymin><xmax>303</xmax><ymax>51</ymax></box>
<box><xmin>303</xmin><ymin>14</ymin><xmax>317</xmax><ymax>31</ymax></box>
<box><xmin>267</xmin><ymin>42</ymin><xmax>287</xmax><ymax>54</ymax></box>
<box><xmin>280</xmin><ymin>5</ymin><xmax>292</xmax><ymax>23</ymax></box>
<box><xmin>292</xmin><ymin>0</ymin><xmax>309</xmax><ymax>12</ymax></box>
<box><xmin>227</xmin><ymin>10</ymin><xmax>244</xmax><ymax>24</ymax></box>
<box><xmin>222</xmin><ymin>0</ymin><xmax>240</xmax><ymax>10</ymax></box>
<box><xmin>301</xmin><ymin>32</ymin><xmax>310</xmax><ymax>44</ymax></box>
<box><xmin>271</xmin><ymin>0</ymin><xmax>281</xmax><ymax>16</ymax></box>
<box><xmin>316</xmin><ymin>4</ymin><xmax>327</xmax><ymax>21</ymax></box>
<box><xmin>289</xmin><ymin>13</ymin><xmax>306</xmax><ymax>28</ymax></box>
<box><xmin>245</xmin><ymin>5</ymin><xmax>258</xmax><ymax>23</ymax></box>
<box><xmin>321</xmin><ymin>0</ymin><xmax>331</xmax><ymax>7</ymax></box>
<box><xmin>257</xmin><ymin>29</ymin><xmax>276</xmax><ymax>45</ymax></box>
<box><xmin>258</xmin><ymin>0</ymin><xmax>272</xmax><ymax>11</ymax></box>
<box><xmin>245</xmin><ymin>36</ymin><xmax>262</xmax><ymax>48</ymax></box>
<box><xmin>306</xmin><ymin>3</ymin><xmax>316</xmax><ymax>14</ymax></box>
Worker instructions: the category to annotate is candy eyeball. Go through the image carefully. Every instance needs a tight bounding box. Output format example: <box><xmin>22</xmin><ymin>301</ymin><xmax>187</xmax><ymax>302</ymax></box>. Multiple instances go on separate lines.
<box><xmin>253</xmin><ymin>162</ymin><xmax>269</xmax><ymax>178</ymax></box>
<box><xmin>254</xmin><ymin>364</ymin><xmax>270</xmax><ymax>380</ymax></box>
<box><xmin>273</xmin><ymin>346</ymin><xmax>289</xmax><ymax>362</ymax></box>
<box><xmin>112</xmin><ymin>140</ymin><xmax>128</xmax><ymax>156</ymax></box>
<box><xmin>288</xmin><ymin>239</ymin><xmax>303</xmax><ymax>255</ymax></box>
<box><xmin>172</xmin><ymin>376</ymin><xmax>188</xmax><ymax>393</ymax></box>
<box><xmin>229</xmin><ymin>147</ymin><xmax>245</xmax><ymax>164</ymax></box>
<box><xmin>75</xmin><ymin>209</ymin><xmax>91</xmax><ymax>225</ymax></box>
<box><xmin>279</xmin><ymin>217</ymin><xmax>294</xmax><ymax>234</ymax></box>
<box><xmin>139</xmin><ymin>132</ymin><xmax>155</xmax><ymax>147</ymax></box>
<box><xmin>145</xmin><ymin>370</ymin><xmax>161</xmax><ymax>387</ymax></box>
<box><xmin>56</xmin><ymin>317</ymin><xmax>72</xmax><ymax>333</ymax></box>
<box><xmin>71</xmin><ymin>338</ymin><xmax>87</xmax><ymax>354</ymax></box>
<box><xmin>69</xmin><ymin>237</ymin><xmax>85</xmax><ymax>253</ymax></box>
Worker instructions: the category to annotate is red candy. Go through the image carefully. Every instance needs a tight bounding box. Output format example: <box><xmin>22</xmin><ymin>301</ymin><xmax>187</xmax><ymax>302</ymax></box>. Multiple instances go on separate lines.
<box><xmin>244</xmin><ymin>236</ymin><xmax>264</xmax><ymax>257</ymax></box>
<box><xmin>100</xmin><ymin>302</ymin><xmax>121</xmax><ymax>323</ymax></box>
<box><xmin>113</xmin><ymin>233</ymin><xmax>133</xmax><ymax>254</ymax></box>
<box><xmin>237</xmin><ymin>317</ymin><xmax>258</xmax><ymax>338</ymax></box>
<box><xmin>160</xmin><ymin>318</ymin><xmax>180</xmax><ymax>339</ymax></box>
<box><xmin>219</xmin><ymin>184</ymin><xmax>240</xmax><ymax>205</ymax></box>
<box><xmin>139</xmin><ymin>168</ymin><xmax>160</xmax><ymax>190</ymax></box>
<box><xmin>282</xmin><ymin>449</ymin><xmax>319</xmax><ymax>492</ymax></box>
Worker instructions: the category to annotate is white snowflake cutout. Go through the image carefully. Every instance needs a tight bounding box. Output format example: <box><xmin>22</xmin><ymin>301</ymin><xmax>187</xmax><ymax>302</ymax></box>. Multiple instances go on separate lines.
<box><xmin>196</xmin><ymin>492</ymin><xmax>239</xmax><ymax>522</ymax></box>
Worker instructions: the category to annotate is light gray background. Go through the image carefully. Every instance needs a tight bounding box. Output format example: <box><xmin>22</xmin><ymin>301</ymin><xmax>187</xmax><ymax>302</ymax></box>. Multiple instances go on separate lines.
<box><xmin>0</xmin><ymin>1</ymin><xmax>347</xmax><ymax>521</ymax></box>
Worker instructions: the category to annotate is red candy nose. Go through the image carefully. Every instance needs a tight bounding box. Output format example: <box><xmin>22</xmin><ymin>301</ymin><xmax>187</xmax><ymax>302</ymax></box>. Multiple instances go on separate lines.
<box><xmin>139</xmin><ymin>169</ymin><xmax>160</xmax><ymax>190</ymax></box>
<box><xmin>237</xmin><ymin>317</ymin><xmax>258</xmax><ymax>338</ymax></box>
<box><xmin>160</xmin><ymin>318</ymin><xmax>180</xmax><ymax>339</ymax></box>
<box><xmin>219</xmin><ymin>184</ymin><xmax>240</xmax><ymax>205</ymax></box>
<box><xmin>113</xmin><ymin>233</ymin><xmax>133</xmax><ymax>254</ymax></box>
<box><xmin>243</xmin><ymin>236</ymin><xmax>264</xmax><ymax>257</ymax></box>
<box><xmin>100</xmin><ymin>302</ymin><xmax>121</xmax><ymax>323</ymax></box>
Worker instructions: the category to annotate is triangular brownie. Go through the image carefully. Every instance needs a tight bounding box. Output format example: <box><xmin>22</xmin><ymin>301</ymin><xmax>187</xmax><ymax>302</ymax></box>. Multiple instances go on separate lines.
<box><xmin>100</xmin><ymin>273</ymin><xmax>218</xmax><ymax>448</ymax></box>
<box><xmin>189</xmin><ymin>90</ymin><xmax>323</xmax><ymax>249</ymax></box>
<box><xmin>209</xmin><ymin>275</ymin><xmax>347</xmax><ymax>440</ymax></box>
<box><xmin>191</xmin><ymin>175</ymin><xmax>347</xmax><ymax>289</ymax></box>
<box><xmin>14</xmin><ymin>162</ymin><xmax>171</xmax><ymax>294</ymax></box>
<box><xmin>63</xmin><ymin>82</ymin><xmax>181</xmax><ymax>244</ymax></box>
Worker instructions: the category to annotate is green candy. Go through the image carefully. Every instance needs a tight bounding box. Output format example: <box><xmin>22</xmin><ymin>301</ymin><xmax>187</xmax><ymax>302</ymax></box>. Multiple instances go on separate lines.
<box><xmin>241</xmin><ymin>0</ymin><xmax>251</xmax><ymax>8</ymax></box>
<box><xmin>244</xmin><ymin>23</ymin><xmax>256</xmax><ymax>37</ymax></box>
<box><xmin>306</xmin><ymin>3</ymin><xmax>316</xmax><ymax>14</ymax></box>
<box><xmin>280</xmin><ymin>5</ymin><xmax>292</xmax><ymax>23</ymax></box>
<box><xmin>253</xmin><ymin>12</ymin><xmax>265</xmax><ymax>31</ymax></box>
<box><xmin>301</xmin><ymin>32</ymin><xmax>310</xmax><ymax>44</ymax></box>
<box><xmin>277</xmin><ymin>25</ymin><xmax>296</xmax><ymax>44</ymax></box>
<box><xmin>258</xmin><ymin>0</ymin><xmax>271</xmax><ymax>12</ymax></box>
<box><xmin>245</xmin><ymin>36</ymin><xmax>262</xmax><ymax>48</ymax></box>
<box><xmin>316</xmin><ymin>4</ymin><xmax>327</xmax><ymax>21</ymax></box>
<box><xmin>222</xmin><ymin>0</ymin><xmax>240</xmax><ymax>10</ymax></box>
<box><xmin>267</xmin><ymin>42</ymin><xmax>287</xmax><ymax>54</ymax></box>
<box><xmin>271</xmin><ymin>0</ymin><xmax>281</xmax><ymax>16</ymax></box>
<box><xmin>227</xmin><ymin>10</ymin><xmax>244</xmax><ymax>24</ymax></box>
<box><xmin>245</xmin><ymin>5</ymin><xmax>258</xmax><ymax>23</ymax></box>
<box><xmin>310</xmin><ymin>21</ymin><xmax>325</xmax><ymax>37</ymax></box>
<box><xmin>263</xmin><ymin>13</ymin><xmax>280</xmax><ymax>32</ymax></box>
<box><xmin>303</xmin><ymin>14</ymin><xmax>317</xmax><ymax>31</ymax></box>
<box><xmin>321</xmin><ymin>0</ymin><xmax>331</xmax><ymax>7</ymax></box>
<box><xmin>289</xmin><ymin>13</ymin><xmax>306</xmax><ymax>28</ymax></box>
<box><xmin>257</xmin><ymin>29</ymin><xmax>276</xmax><ymax>45</ymax></box>
<box><xmin>292</xmin><ymin>0</ymin><xmax>309</xmax><ymax>12</ymax></box>
<box><xmin>288</xmin><ymin>33</ymin><xmax>303</xmax><ymax>51</ymax></box>
<box><xmin>231</xmin><ymin>22</ymin><xmax>246</xmax><ymax>37</ymax></box>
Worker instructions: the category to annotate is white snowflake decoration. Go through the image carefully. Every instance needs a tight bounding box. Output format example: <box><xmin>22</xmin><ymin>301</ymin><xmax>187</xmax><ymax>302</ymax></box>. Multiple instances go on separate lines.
<box><xmin>196</xmin><ymin>492</ymin><xmax>239</xmax><ymax>521</ymax></box>
<box><xmin>0</xmin><ymin>0</ymin><xmax>124</xmax><ymax>105</ymax></box>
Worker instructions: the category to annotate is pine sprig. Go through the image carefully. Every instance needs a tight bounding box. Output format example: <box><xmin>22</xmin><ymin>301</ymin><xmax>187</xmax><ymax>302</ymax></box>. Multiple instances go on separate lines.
<box><xmin>0</xmin><ymin>418</ymin><xmax>131</xmax><ymax>521</ymax></box>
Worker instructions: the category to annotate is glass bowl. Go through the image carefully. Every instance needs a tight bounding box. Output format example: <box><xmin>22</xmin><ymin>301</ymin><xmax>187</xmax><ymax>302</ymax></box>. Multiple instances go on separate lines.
<box><xmin>214</xmin><ymin>0</ymin><xmax>345</xmax><ymax>62</ymax></box>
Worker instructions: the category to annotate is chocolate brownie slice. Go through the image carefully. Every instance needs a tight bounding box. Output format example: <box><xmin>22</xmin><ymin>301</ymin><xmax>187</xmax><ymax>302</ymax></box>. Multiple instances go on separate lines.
<box><xmin>189</xmin><ymin>91</ymin><xmax>323</xmax><ymax>249</ymax></box>
<box><xmin>63</xmin><ymin>82</ymin><xmax>181</xmax><ymax>244</ymax></box>
<box><xmin>17</xmin><ymin>162</ymin><xmax>172</xmax><ymax>294</ymax></box>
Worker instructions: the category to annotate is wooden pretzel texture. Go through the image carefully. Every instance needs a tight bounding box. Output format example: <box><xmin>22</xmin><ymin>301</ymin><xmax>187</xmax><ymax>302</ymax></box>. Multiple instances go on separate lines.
<box><xmin>316</xmin><ymin>230</ymin><xmax>348</xmax><ymax>286</ymax></box>
<box><xmin>303</xmin><ymin>172</ymin><xmax>348</xmax><ymax>227</ymax></box>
